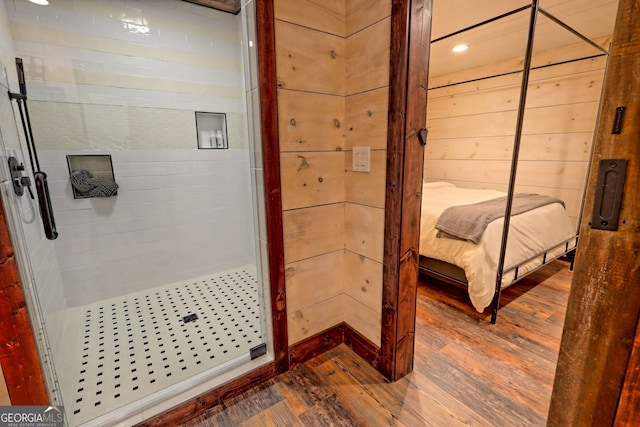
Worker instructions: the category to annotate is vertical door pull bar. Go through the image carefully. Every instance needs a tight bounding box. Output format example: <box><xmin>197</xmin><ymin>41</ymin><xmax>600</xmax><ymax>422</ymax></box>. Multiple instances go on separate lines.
<box><xmin>591</xmin><ymin>159</ymin><xmax>627</xmax><ymax>231</ymax></box>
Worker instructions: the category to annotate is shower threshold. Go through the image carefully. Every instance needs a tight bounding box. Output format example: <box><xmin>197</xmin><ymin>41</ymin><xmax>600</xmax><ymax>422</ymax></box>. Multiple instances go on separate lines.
<box><xmin>56</xmin><ymin>265</ymin><xmax>264</xmax><ymax>426</ymax></box>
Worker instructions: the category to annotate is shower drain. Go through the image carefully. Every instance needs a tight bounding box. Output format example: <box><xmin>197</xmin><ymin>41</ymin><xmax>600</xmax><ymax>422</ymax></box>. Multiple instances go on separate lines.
<box><xmin>182</xmin><ymin>313</ymin><xmax>198</xmax><ymax>323</ymax></box>
<box><xmin>58</xmin><ymin>265</ymin><xmax>263</xmax><ymax>426</ymax></box>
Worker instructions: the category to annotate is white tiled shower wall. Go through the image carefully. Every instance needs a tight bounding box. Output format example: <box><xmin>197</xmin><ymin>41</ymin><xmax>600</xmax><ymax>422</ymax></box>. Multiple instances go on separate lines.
<box><xmin>39</xmin><ymin>147</ymin><xmax>255</xmax><ymax>307</ymax></box>
<box><xmin>1</xmin><ymin>0</ymin><xmax>266</xmax><ymax>369</ymax></box>
<box><xmin>6</xmin><ymin>0</ymin><xmax>246</xmax><ymax>112</ymax></box>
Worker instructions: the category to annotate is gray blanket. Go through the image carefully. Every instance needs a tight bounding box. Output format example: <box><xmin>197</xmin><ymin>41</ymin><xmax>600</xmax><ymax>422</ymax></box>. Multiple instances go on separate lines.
<box><xmin>435</xmin><ymin>193</ymin><xmax>565</xmax><ymax>244</ymax></box>
<box><xmin>70</xmin><ymin>169</ymin><xmax>118</xmax><ymax>197</ymax></box>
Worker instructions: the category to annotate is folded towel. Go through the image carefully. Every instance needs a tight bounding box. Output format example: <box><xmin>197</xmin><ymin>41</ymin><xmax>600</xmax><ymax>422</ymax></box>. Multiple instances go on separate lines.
<box><xmin>70</xmin><ymin>169</ymin><xmax>118</xmax><ymax>197</ymax></box>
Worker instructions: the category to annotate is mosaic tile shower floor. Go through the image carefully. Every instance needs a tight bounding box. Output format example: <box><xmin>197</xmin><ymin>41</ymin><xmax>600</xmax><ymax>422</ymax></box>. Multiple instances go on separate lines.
<box><xmin>57</xmin><ymin>265</ymin><xmax>263</xmax><ymax>425</ymax></box>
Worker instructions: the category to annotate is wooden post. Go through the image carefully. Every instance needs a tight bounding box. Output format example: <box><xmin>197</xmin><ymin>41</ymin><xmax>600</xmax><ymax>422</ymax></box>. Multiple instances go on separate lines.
<box><xmin>381</xmin><ymin>0</ymin><xmax>432</xmax><ymax>380</ymax></box>
<box><xmin>0</xmin><ymin>201</ymin><xmax>49</xmax><ymax>405</ymax></box>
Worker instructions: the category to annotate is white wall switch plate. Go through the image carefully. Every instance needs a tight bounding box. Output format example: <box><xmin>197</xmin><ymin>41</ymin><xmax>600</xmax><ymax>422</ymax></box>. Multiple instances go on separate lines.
<box><xmin>352</xmin><ymin>146</ymin><xmax>370</xmax><ymax>172</ymax></box>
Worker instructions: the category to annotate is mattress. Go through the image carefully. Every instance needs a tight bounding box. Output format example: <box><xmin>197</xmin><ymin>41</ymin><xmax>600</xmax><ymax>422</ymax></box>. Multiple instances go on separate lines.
<box><xmin>419</xmin><ymin>181</ymin><xmax>576</xmax><ymax>312</ymax></box>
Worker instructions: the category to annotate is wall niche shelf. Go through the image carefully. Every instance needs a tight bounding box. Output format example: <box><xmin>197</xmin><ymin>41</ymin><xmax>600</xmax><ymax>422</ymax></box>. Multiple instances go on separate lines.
<box><xmin>67</xmin><ymin>154</ymin><xmax>117</xmax><ymax>199</ymax></box>
<box><xmin>196</xmin><ymin>112</ymin><xmax>228</xmax><ymax>149</ymax></box>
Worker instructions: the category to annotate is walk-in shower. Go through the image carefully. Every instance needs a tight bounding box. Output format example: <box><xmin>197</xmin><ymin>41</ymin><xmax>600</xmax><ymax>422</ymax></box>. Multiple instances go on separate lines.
<box><xmin>0</xmin><ymin>0</ymin><xmax>270</xmax><ymax>425</ymax></box>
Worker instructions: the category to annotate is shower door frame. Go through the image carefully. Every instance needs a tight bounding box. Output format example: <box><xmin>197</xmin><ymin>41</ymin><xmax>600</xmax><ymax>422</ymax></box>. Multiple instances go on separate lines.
<box><xmin>0</xmin><ymin>0</ymin><xmax>289</xmax><ymax>422</ymax></box>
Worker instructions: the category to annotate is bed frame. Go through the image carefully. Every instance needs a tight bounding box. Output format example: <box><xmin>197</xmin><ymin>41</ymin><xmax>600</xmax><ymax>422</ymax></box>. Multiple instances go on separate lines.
<box><xmin>418</xmin><ymin>0</ymin><xmax>607</xmax><ymax>324</ymax></box>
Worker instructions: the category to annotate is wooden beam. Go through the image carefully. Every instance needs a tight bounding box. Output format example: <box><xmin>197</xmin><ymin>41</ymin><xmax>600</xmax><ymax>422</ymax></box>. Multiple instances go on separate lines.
<box><xmin>548</xmin><ymin>0</ymin><xmax>640</xmax><ymax>425</ymax></box>
<box><xmin>182</xmin><ymin>0</ymin><xmax>241</xmax><ymax>15</ymax></box>
<box><xmin>0</xmin><ymin>201</ymin><xmax>48</xmax><ymax>405</ymax></box>
<box><xmin>380</xmin><ymin>0</ymin><xmax>431</xmax><ymax>381</ymax></box>
<box><xmin>256</xmin><ymin>0</ymin><xmax>289</xmax><ymax>375</ymax></box>
<box><xmin>616</xmin><ymin>319</ymin><xmax>640</xmax><ymax>426</ymax></box>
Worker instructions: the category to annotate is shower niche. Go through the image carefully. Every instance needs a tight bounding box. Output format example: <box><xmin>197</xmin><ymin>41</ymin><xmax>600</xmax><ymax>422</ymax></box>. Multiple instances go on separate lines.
<box><xmin>196</xmin><ymin>112</ymin><xmax>228</xmax><ymax>149</ymax></box>
<box><xmin>67</xmin><ymin>154</ymin><xmax>118</xmax><ymax>199</ymax></box>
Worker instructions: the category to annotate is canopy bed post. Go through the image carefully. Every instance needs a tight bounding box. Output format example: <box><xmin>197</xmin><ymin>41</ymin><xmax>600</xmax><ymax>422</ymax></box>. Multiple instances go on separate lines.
<box><xmin>490</xmin><ymin>0</ymin><xmax>540</xmax><ymax>324</ymax></box>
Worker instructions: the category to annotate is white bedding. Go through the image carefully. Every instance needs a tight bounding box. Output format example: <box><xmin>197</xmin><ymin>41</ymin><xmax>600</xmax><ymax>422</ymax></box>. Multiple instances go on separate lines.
<box><xmin>420</xmin><ymin>182</ymin><xmax>576</xmax><ymax>312</ymax></box>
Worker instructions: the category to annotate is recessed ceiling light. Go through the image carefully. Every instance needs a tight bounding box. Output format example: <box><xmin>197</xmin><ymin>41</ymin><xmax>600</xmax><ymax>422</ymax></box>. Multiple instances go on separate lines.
<box><xmin>29</xmin><ymin>0</ymin><xmax>49</xmax><ymax>5</ymax></box>
<box><xmin>452</xmin><ymin>44</ymin><xmax>468</xmax><ymax>53</ymax></box>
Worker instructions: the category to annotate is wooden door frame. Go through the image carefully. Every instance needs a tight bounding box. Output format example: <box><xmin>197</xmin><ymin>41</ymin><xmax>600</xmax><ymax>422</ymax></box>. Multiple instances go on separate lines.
<box><xmin>0</xmin><ymin>201</ymin><xmax>49</xmax><ymax>404</ymax></box>
<box><xmin>382</xmin><ymin>0</ymin><xmax>640</xmax><ymax>425</ymax></box>
<box><xmin>380</xmin><ymin>0</ymin><xmax>431</xmax><ymax>381</ymax></box>
<box><xmin>0</xmin><ymin>0</ymin><xmax>288</xmax><ymax>420</ymax></box>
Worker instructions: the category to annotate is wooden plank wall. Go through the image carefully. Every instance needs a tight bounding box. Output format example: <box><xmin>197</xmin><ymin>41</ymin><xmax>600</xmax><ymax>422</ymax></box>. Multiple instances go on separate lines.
<box><xmin>343</xmin><ymin>1</ymin><xmax>391</xmax><ymax>347</ymax></box>
<box><xmin>424</xmin><ymin>36</ymin><xmax>611</xmax><ymax>225</ymax></box>
<box><xmin>275</xmin><ymin>0</ymin><xmax>347</xmax><ymax>345</ymax></box>
<box><xmin>274</xmin><ymin>0</ymin><xmax>390</xmax><ymax>347</ymax></box>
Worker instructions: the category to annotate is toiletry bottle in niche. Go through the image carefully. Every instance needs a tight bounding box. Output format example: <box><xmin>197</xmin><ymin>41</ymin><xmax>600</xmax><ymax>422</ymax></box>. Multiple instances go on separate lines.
<box><xmin>209</xmin><ymin>130</ymin><xmax>216</xmax><ymax>148</ymax></box>
<box><xmin>200</xmin><ymin>130</ymin><xmax>210</xmax><ymax>148</ymax></box>
<box><xmin>215</xmin><ymin>130</ymin><xmax>224</xmax><ymax>148</ymax></box>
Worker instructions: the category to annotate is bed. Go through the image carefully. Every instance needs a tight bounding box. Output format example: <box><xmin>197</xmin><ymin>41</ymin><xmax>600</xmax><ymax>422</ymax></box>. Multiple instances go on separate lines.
<box><xmin>418</xmin><ymin>181</ymin><xmax>577</xmax><ymax>315</ymax></box>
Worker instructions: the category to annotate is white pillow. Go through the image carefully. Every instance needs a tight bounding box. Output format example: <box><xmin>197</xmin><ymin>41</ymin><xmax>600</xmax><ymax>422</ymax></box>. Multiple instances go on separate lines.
<box><xmin>423</xmin><ymin>181</ymin><xmax>455</xmax><ymax>190</ymax></box>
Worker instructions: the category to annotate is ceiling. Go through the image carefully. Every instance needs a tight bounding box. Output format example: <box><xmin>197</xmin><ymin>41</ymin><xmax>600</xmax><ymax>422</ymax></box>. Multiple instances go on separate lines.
<box><xmin>177</xmin><ymin>1</ymin><xmax>619</xmax><ymax>77</ymax></box>
<box><xmin>430</xmin><ymin>0</ymin><xmax>619</xmax><ymax>77</ymax></box>
<box><xmin>181</xmin><ymin>0</ymin><xmax>241</xmax><ymax>14</ymax></box>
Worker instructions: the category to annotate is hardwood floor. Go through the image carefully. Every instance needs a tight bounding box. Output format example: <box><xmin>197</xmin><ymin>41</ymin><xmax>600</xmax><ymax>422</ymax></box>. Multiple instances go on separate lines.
<box><xmin>182</xmin><ymin>260</ymin><xmax>571</xmax><ymax>426</ymax></box>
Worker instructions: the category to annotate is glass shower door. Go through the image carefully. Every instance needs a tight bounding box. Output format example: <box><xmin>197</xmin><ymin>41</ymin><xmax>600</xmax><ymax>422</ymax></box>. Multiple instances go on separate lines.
<box><xmin>0</xmin><ymin>0</ymin><xmax>270</xmax><ymax>425</ymax></box>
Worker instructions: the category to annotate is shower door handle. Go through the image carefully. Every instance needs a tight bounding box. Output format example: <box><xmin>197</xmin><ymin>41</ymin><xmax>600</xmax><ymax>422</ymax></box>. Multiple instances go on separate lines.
<box><xmin>34</xmin><ymin>171</ymin><xmax>58</xmax><ymax>240</ymax></box>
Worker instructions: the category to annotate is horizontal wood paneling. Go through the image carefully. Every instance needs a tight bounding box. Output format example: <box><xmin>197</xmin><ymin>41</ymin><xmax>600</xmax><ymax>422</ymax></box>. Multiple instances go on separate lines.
<box><xmin>275</xmin><ymin>0</ymin><xmax>349</xmax><ymax>350</ymax></box>
<box><xmin>430</xmin><ymin>55</ymin><xmax>607</xmax><ymax>97</ymax></box>
<box><xmin>344</xmin><ymin>203</ymin><xmax>385</xmax><ymax>263</ymax></box>
<box><xmin>275</xmin><ymin>0</ymin><xmax>392</xmax><ymax>352</ymax></box>
<box><xmin>346</xmin><ymin>18</ymin><xmax>391</xmax><ymax>95</ymax></box>
<box><xmin>278</xmin><ymin>90</ymin><xmax>345</xmax><ymax>152</ymax></box>
<box><xmin>274</xmin><ymin>0</ymin><xmax>346</xmax><ymax>37</ymax></box>
<box><xmin>426</xmin><ymin>133</ymin><xmax>594</xmax><ymax>162</ymax></box>
<box><xmin>280</xmin><ymin>151</ymin><xmax>345</xmax><ymax>210</ymax></box>
<box><xmin>343</xmin><ymin>294</ymin><xmax>381</xmax><ymax>346</ymax></box>
<box><xmin>345</xmin><ymin>150</ymin><xmax>387</xmax><ymax>208</ymax></box>
<box><xmin>275</xmin><ymin>20</ymin><xmax>345</xmax><ymax>94</ymax></box>
<box><xmin>282</xmin><ymin>203</ymin><xmax>344</xmax><ymax>264</ymax></box>
<box><xmin>425</xmin><ymin>159</ymin><xmax>588</xmax><ymax>190</ymax></box>
<box><xmin>344</xmin><ymin>250</ymin><xmax>383</xmax><ymax>314</ymax></box>
<box><xmin>345</xmin><ymin>87</ymin><xmax>389</xmax><ymax>150</ymax></box>
<box><xmin>428</xmin><ymin>70</ymin><xmax>604</xmax><ymax>119</ymax></box>
<box><xmin>288</xmin><ymin>295</ymin><xmax>344</xmax><ymax>344</ymax></box>
<box><xmin>346</xmin><ymin>0</ymin><xmax>391</xmax><ymax>36</ymax></box>
<box><xmin>428</xmin><ymin>102</ymin><xmax>600</xmax><ymax>139</ymax></box>
<box><xmin>285</xmin><ymin>251</ymin><xmax>344</xmax><ymax>314</ymax></box>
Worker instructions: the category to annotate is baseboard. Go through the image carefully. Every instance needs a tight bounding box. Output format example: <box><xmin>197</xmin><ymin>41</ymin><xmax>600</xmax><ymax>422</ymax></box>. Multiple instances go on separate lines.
<box><xmin>289</xmin><ymin>322</ymin><xmax>381</xmax><ymax>369</ymax></box>
<box><xmin>344</xmin><ymin>323</ymin><xmax>381</xmax><ymax>370</ymax></box>
<box><xmin>288</xmin><ymin>324</ymin><xmax>345</xmax><ymax>367</ymax></box>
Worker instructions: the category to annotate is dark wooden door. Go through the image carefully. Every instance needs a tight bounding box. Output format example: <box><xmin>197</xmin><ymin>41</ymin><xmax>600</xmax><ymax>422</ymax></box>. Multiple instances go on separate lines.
<box><xmin>546</xmin><ymin>0</ymin><xmax>640</xmax><ymax>425</ymax></box>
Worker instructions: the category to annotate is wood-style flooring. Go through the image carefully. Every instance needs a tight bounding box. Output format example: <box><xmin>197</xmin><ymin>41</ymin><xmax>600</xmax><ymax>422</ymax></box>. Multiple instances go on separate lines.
<box><xmin>182</xmin><ymin>260</ymin><xmax>571</xmax><ymax>426</ymax></box>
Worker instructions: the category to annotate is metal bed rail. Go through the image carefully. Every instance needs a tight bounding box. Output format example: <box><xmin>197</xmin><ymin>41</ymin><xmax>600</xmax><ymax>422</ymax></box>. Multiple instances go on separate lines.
<box><xmin>503</xmin><ymin>235</ymin><xmax>578</xmax><ymax>282</ymax></box>
<box><xmin>418</xmin><ymin>234</ymin><xmax>578</xmax><ymax>289</ymax></box>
